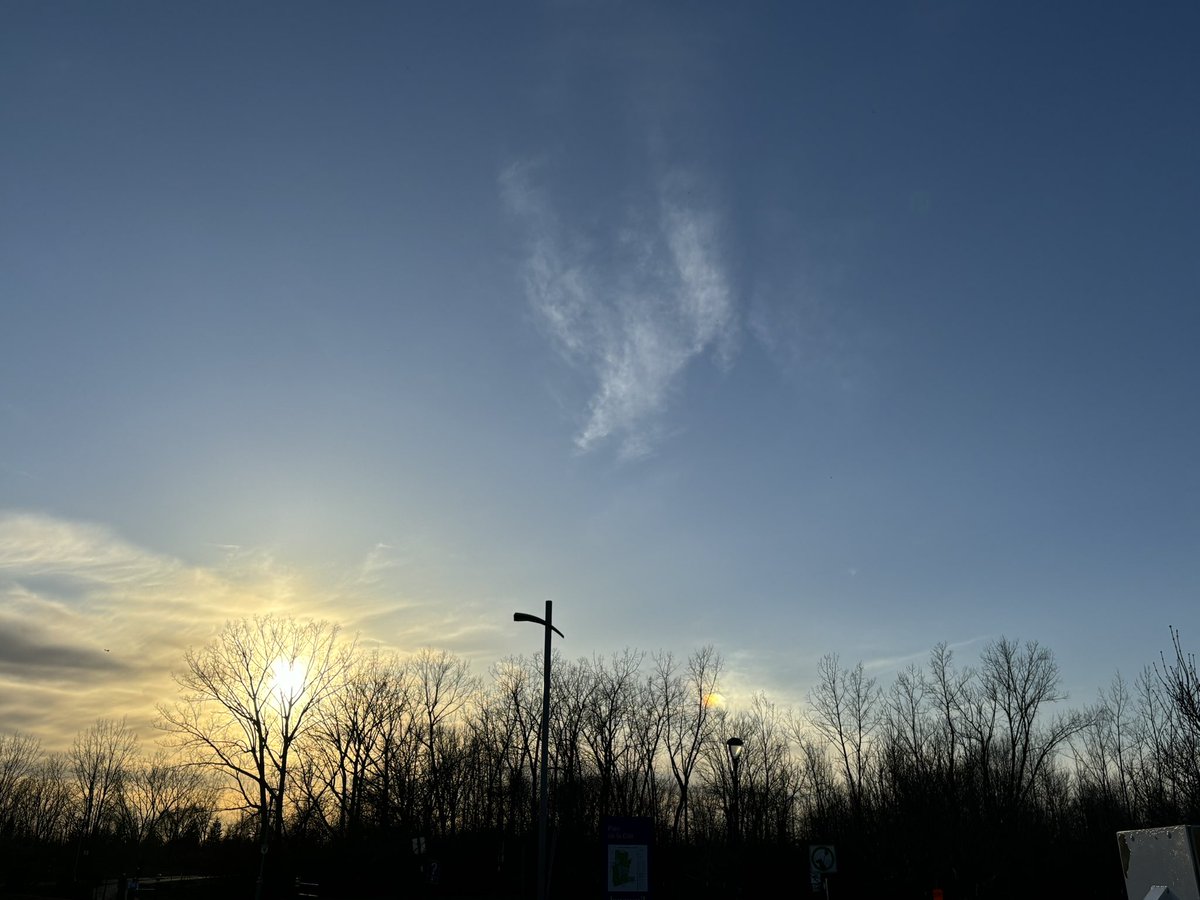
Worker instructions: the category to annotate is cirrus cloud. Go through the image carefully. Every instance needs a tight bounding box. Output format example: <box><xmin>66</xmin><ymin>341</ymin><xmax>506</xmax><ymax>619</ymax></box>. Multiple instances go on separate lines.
<box><xmin>502</xmin><ymin>163</ymin><xmax>738</xmax><ymax>459</ymax></box>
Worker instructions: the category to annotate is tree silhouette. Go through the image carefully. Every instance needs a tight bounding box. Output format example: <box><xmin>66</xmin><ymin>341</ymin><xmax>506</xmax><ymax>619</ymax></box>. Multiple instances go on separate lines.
<box><xmin>71</xmin><ymin>718</ymin><xmax>137</xmax><ymax>842</ymax></box>
<box><xmin>807</xmin><ymin>654</ymin><xmax>880</xmax><ymax>819</ymax></box>
<box><xmin>11</xmin><ymin>628</ymin><xmax>1200</xmax><ymax>898</ymax></box>
<box><xmin>155</xmin><ymin>616</ymin><xmax>353</xmax><ymax>847</ymax></box>
<box><xmin>657</xmin><ymin>646</ymin><xmax>723</xmax><ymax>841</ymax></box>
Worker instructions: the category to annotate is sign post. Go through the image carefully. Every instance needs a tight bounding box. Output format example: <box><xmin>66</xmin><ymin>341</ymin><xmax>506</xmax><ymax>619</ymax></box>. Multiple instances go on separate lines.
<box><xmin>809</xmin><ymin>844</ymin><xmax>837</xmax><ymax>895</ymax></box>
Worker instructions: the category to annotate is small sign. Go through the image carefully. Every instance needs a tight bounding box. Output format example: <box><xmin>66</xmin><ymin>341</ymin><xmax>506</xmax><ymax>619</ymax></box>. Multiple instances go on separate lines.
<box><xmin>809</xmin><ymin>844</ymin><xmax>837</xmax><ymax>874</ymax></box>
<box><xmin>604</xmin><ymin>816</ymin><xmax>652</xmax><ymax>899</ymax></box>
<box><xmin>608</xmin><ymin>844</ymin><xmax>648</xmax><ymax>892</ymax></box>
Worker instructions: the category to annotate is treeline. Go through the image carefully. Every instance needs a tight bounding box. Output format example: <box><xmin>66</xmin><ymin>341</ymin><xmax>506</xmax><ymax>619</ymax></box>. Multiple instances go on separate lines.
<box><xmin>0</xmin><ymin>719</ymin><xmax>220</xmax><ymax>893</ymax></box>
<box><xmin>5</xmin><ymin>619</ymin><xmax>1200</xmax><ymax>898</ymax></box>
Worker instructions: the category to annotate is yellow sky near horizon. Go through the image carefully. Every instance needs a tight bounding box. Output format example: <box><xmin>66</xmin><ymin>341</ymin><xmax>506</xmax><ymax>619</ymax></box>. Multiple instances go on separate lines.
<box><xmin>0</xmin><ymin>511</ymin><xmax>512</xmax><ymax>752</ymax></box>
<box><xmin>2</xmin><ymin>510</ymin><xmax>837</xmax><ymax>762</ymax></box>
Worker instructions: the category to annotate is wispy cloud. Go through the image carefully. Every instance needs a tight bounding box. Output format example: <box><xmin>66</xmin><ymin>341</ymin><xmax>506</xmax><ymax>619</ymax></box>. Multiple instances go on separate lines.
<box><xmin>0</xmin><ymin>512</ymin><xmax>292</xmax><ymax>747</ymax></box>
<box><xmin>862</xmin><ymin>635</ymin><xmax>991</xmax><ymax>674</ymax></box>
<box><xmin>0</xmin><ymin>512</ymin><xmax>502</xmax><ymax>749</ymax></box>
<box><xmin>502</xmin><ymin>163</ymin><xmax>737</xmax><ymax>458</ymax></box>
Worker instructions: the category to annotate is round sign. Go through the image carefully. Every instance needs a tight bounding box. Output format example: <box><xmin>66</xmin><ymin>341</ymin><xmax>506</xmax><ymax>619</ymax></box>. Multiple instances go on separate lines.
<box><xmin>810</xmin><ymin>845</ymin><xmax>836</xmax><ymax>873</ymax></box>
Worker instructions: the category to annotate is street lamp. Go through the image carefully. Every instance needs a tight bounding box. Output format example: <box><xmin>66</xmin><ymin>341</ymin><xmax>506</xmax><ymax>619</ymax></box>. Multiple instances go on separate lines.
<box><xmin>726</xmin><ymin>737</ymin><xmax>744</xmax><ymax>846</ymax></box>
<box><xmin>513</xmin><ymin>601</ymin><xmax>564</xmax><ymax>900</ymax></box>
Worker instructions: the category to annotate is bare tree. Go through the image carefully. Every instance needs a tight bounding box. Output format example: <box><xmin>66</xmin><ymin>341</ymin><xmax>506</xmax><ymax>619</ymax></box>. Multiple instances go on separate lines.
<box><xmin>0</xmin><ymin>731</ymin><xmax>41</xmax><ymax>834</ymax></box>
<box><xmin>927</xmin><ymin>642</ymin><xmax>971</xmax><ymax>799</ymax></box>
<box><xmin>625</xmin><ymin>674</ymin><xmax>667</xmax><ymax>821</ymax></box>
<box><xmin>1071</xmin><ymin>673</ymin><xmax>1136</xmax><ymax>821</ymax></box>
<box><xmin>412</xmin><ymin>647</ymin><xmax>476</xmax><ymax>835</ymax></box>
<box><xmin>656</xmin><ymin>645</ymin><xmax>723</xmax><ymax>841</ymax></box>
<box><xmin>582</xmin><ymin>650</ymin><xmax>644</xmax><ymax>819</ymax></box>
<box><xmin>882</xmin><ymin>664</ymin><xmax>933</xmax><ymax>782</ymax></box>
<box><xmin>791</xmin><ymin>729</ymin><xmax>842</xmax><ymax>834</ymax></box>
<box><xmin>1153</xmin><ymin>627</ymin><xmax>1200</xmax><ymax>811</ymax></box>
<box><xmin>156</xmin><ymin>615</ymin><xmax>353</xmax><ymax>844</ymax></box>
<box><xmin>487</xmin><ymin>654</ymin><xmax>542</xmax><ymax>833</ymax></box>
<box><xmin>742</xmin><ymin>692</ymin><xmax>800</xmax><ymax>843</ymax></box>
<box><xmin>806</xmin><ymin>654</ymin><xmax>880</xmax><ymax>817</ymax></box>
<box><xmin>465</xmin><ymin>661</ymin><xmax>529</xmax><ymax>835</ymax></box>
<box><xmin>304</xmin><ymin>648</ymin><xmax>412</xmax><ymax>838</ymax></box>
<box><xmin>117</xmin><ymin>751</ymin><xmax>216</xmax><ymax>854</ymax></box>
<box><xmin>1105</xmin><ymin>672</ymin><xmax>1138</xmax><ymax>819</ymax></box>
<box><xmin>979</xmin><ymin>637</ymin><xmax>1084</xmax><ymax>816</ymax></box>
<box><xmin>71</xmin><ymin>718</ymin><xmax>138</xmax><ymax>841</ymax></box>
<box><xmin>20</xmin><ymin>754</ymin><xmax>76</xmax><ymax>843</ymax></box>
<box><xmin>549</xmin><ymin>654</ymin><xmax>594</xmax><ymax>832</ymax></box>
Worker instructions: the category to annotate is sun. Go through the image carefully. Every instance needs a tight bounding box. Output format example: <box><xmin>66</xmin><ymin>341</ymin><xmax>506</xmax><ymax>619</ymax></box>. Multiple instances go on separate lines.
<box><xmin>269</xmin><ymin>658</ymin><xmax>308</xmax><ymax>704</ymax></box>
<box><xmin>703</xmin><ymin>692</ymin><xmax>726</xmax><ymax>709</ymax></box>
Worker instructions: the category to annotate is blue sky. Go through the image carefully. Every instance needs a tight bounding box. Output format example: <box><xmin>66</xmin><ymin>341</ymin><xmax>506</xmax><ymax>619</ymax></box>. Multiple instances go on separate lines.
<box><xmin>2</xmin><ymin>2</ymin><xmax>1198</xmax><ymax>746</ymax></box>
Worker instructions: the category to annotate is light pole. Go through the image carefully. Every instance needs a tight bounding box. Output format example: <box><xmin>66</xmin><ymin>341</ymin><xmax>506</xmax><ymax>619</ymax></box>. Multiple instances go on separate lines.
<box><xmin>514</xmin><ymin>601</ymin><xmax>564</xmax><ymax>900</ymax></box>
<box><xmin>726</xmin><ymin>737</ymin><xmax>744</xmax><ymax>845</ymax></box>
<box><xmin>726</xmin><ymin>736</ymin><xmax>744</xmax><ymax>897</ymax></box>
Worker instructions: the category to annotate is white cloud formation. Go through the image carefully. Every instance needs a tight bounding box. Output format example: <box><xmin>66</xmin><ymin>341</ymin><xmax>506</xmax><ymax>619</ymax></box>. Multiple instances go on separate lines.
<box><xmin>502</xmin><ymin>163</ymin><xmax>738</xmax><ymax>458</ymax></box>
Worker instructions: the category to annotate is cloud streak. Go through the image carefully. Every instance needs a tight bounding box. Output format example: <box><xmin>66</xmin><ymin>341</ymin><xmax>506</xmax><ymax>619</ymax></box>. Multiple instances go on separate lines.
<box><xmin>502</xmin><ymin>164</ymin><xmax>737</xmax><ymax>458</ymax></box>
<box><xmin>0</xmin><ymin>512</ymin><xmax>508</xmax><ymax>750</ymax></box>
<box><xmin>0</xmin><ymin>513</ymin><xmax>350</xmax><ymax>747</ymax></box>
<box><xmin>0</xmin><ymin>512</ymin><xmax>275</xmax><ymax>746</ymax></box>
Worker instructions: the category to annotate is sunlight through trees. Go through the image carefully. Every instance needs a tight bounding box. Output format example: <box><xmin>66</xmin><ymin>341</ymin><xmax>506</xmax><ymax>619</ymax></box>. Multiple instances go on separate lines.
<box><xmin>154</xmin><ymin>616</ymin><xmax>353</xmax><ymax>846</ymax></box>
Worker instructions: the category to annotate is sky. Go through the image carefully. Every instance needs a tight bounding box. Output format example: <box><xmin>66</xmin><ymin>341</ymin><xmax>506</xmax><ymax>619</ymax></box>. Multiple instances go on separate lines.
<box><xmin>2</xmin><ymin>1</ymin><xmax>1198</xmax><ymax>750</ymax></box>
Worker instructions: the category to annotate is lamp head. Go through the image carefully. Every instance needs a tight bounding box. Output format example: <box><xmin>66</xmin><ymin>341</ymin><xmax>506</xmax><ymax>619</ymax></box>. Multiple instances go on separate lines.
<box><xmin>512</xmin><ymin>611</ymin><xmax>565</xmax><ymax>639</ymax></box>
<box><xmin>726</xmin><ymin>736</ymin><xmax>744</xmax><ymax>764</ymax></box>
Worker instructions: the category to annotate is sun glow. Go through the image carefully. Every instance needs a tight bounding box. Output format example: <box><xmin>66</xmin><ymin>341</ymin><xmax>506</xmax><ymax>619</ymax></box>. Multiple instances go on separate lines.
<box><xmin>703</xmin><ymin>692</ymin><xmax>725</xmax><ymax>709</ymax></box>
<box><xmin>270</xmin><ymin>658</ymin><xmax>307</xmax><ymax>704</ymax></box>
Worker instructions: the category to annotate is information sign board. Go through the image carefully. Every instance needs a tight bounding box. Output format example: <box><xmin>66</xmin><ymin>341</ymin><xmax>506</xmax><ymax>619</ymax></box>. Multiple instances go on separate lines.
<box><xmin>604</xmin><ymin>816</ymin><xmax>653</xmax><ymax>900</ymax></box>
